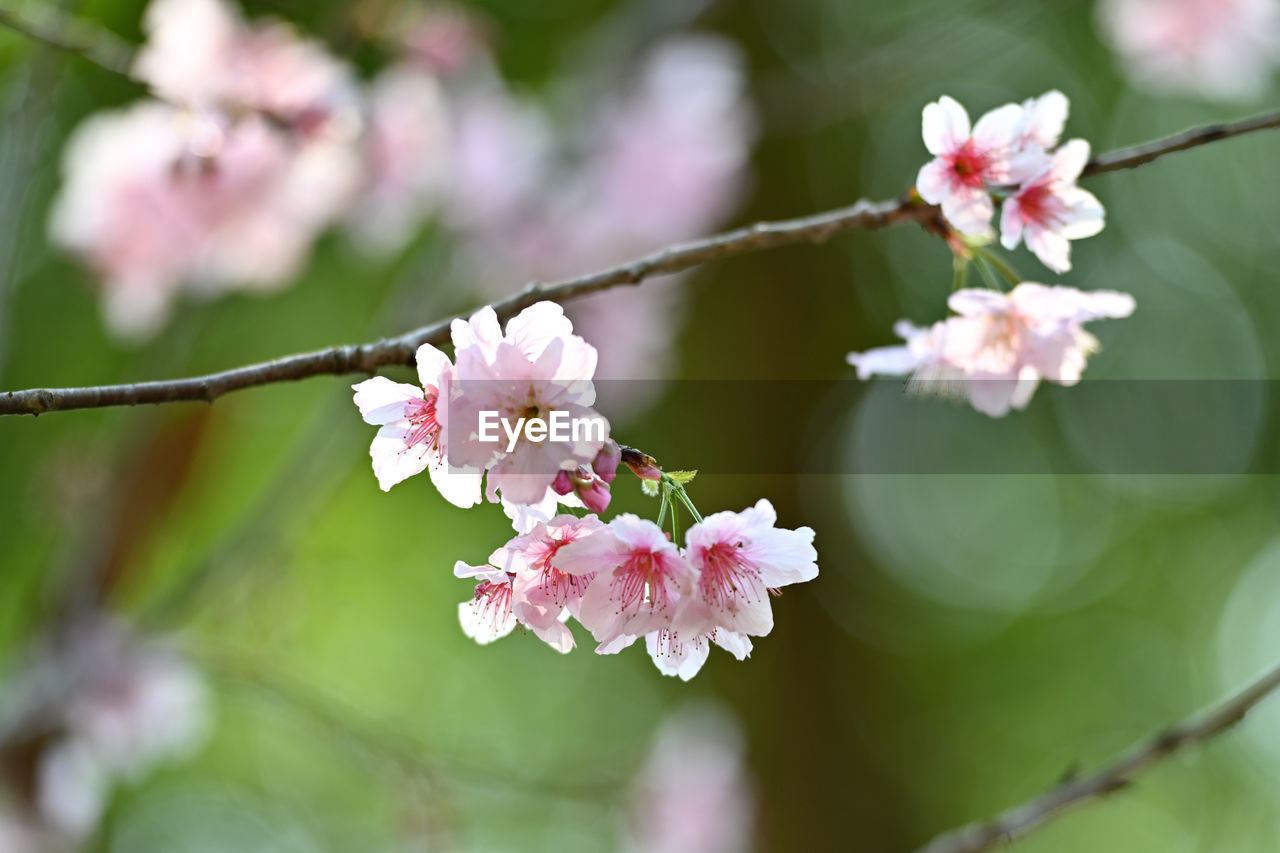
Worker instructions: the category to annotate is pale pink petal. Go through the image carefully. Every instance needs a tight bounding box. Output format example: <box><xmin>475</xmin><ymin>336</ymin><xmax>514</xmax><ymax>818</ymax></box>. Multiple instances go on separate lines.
<box><xmin>1000</xmin><ymin>198</ymin><xmax>1026</xmax><ymax>251</ymax></box>
<box><xmin>921</xmin><ymin>96</ymin><xmax>971</xmax><ymax>156</ymax></box>
<box><xmin>646</xmin><ymin>631</ymin><xmax>711</xmax><ymax>681</ymax></box>
<box><xmin>352</xmin><ymin>376</ymin><xmax>421</xmax><ymax>425</ymax></box>
<box><xmin>427</xmin><ymin>456</ymin><xmax>483</xmax><ymax>508</ymax></box>
<box><xmin>971</xmin><ymin>102</ymin><xmax>1025</xmax><ymax>151</ymax></box>
<box><xmin>1020</xmin><ymin>90</ymin><xmax>1069</xmax><ymax>149</ymax></box>
<box><xmin>414</xmin><ymin>343</ymin><xmax>453</xmax><ymax>390</ymax></box>
<box><xmin>941</xmin><ymin>186</ymin><xmax>995</xmax><ymax>235</ymax></box>
<box><xmin>915</xmin><ymin>159</ymin><xmax>953</xmax><ymax>205</ymax></box>
<box><xmin>948</xmin><ymin>288</ymin><xmax>1012</xmax><ymax>317</ymax></box>
<box><xmin>369</xmin><ymin>424</ymin><xmax>433</xmax><ymax>490</ymax></box>
<box><xmin>1049</xmin><ymin>139</ymin><xmax>1091</xmax><ymax>184</ymax></box>
<box><xmin>712</xmin><ymin>631</ymin><xmax>753</xmax><ymax>660</ymax></box>
<box><xmin>1025</xmin><ymin>225</ymin><xmax>1073</xmax><ymax>274</ymax></box>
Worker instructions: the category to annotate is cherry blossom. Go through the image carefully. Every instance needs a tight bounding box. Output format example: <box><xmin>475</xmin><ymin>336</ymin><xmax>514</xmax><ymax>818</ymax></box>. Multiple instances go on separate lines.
<box><xmin>553</xmin><ymin>514</ymin><xmax>698</xmax><ymax>647</ymax></box>
<box><xmin>351</xmin><ymin>343</ymin><xmax>482</xmax><ymax>505</ymax></box>
<box><xmin>915</xmin><ymin>95</ymin><xmax>1041</xmax><ymax>235</ymax></box>
<box><xmin>454</xmin><ymin>559</ymin><xmax>573</xmax><ymax>653</ymax></box>
<box><xmin>847</xmin><ymin>283</ymin><xmax>1136</xmax><ymax>417</ymax></box>
<box><xmin>1099</xmin><ymin>0</ymin><xmax>1280</xmax><ymax>100</ymax></box>
<box><xmin>449</xmin><ymin>302</ymin><xmax>608</xmax><ymax>506</ymax></box>
<box><xmin>491</xmin><ymin>513</ymin><xmax>606</xmax><ymax>650</ymax></box>
<box><xmin>1000</xmin><ymin>140</ymin><xmax>1106</xmax><ymax>273</ymax></box>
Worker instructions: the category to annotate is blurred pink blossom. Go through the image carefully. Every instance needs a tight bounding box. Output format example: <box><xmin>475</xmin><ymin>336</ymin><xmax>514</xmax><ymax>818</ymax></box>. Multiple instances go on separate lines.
<box><xmin>624</xmin><ymin>706</ymin><xmax>754</xmax><ymax>853</ymax></box>
<box><xmin>1099</xmin><ymin>0</ymin><xmax>1280</xmax><ymax>100</ymax></box>
<box><xmin>33</xmin><ymin>624</ymin><xmax>208</xmax><ymax>839</ymax></box>
<box><xmin>847</xmin><ymin>283</ymin><xmax>1136</xmax><ymax>417</ymax></box>
<box><xmin>349</xmin><ymin>64</ymin><xmax>453</xmax><ymax>252</ymax></box>
<box><xmin>135</xmin><ymin>0</ymin><xmax>360</xmax><ymax>134</ymax></box>
<box><xmin>49</xmin><ymin>103</ymin><xmax>360</xmax><ymax>339</ymax></box>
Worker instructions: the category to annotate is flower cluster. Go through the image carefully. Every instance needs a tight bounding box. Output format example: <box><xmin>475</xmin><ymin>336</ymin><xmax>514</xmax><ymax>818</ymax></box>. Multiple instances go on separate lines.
<box><xmin>353</xmin><ymin>301</ymin><xmax>818</xmax><ymax>680</ymax></box>
<box><xmin>47</xmin><ymin>0</ymin><xmax>755</xmax><ymax>390</ymax></box>
<box><xmin>849</xmin><ymin>93</ymin><xmax>1134</xmax><ymax>418</ymax></box>
<box><xmin>847</xmin><ymin>283</ymin><xmax>1135</xmax><ymax>417</ymax></box>
<box><xmin>917</xmin><ymin>91</ymin><xmax>1104</xmax><ymax>274</ymax></box>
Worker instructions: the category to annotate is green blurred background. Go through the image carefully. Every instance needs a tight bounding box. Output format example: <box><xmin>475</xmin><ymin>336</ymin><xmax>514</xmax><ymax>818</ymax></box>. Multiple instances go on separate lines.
<box><xmin>6</xmin><ymin>0</ymin><xmax>1280</xmax><ymax>850</ymax></box>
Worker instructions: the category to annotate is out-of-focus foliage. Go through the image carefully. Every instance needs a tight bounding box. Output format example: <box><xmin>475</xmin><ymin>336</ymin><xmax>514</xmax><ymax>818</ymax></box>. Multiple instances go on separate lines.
<box><xmin>5</xmin><ymin>0</ymin><xmax>1280</xmax><ymax>850</ymax></box>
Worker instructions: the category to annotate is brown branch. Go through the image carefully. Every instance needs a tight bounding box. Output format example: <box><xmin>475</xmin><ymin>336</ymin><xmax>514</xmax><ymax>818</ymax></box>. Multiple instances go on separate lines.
<box><xmin>6</xmin><ymin>107</ymin><xmax>1280</xmax><ymax>416</ymax></box>
<box><xmin>914</xmin><ymin>659</ymin><xmax>1280</xmax><ymax>853</ymax></box>
<box><xmin>0</xmin><ymin>5</ymin><xmax>135</xmax><ymax>77</ymax></box>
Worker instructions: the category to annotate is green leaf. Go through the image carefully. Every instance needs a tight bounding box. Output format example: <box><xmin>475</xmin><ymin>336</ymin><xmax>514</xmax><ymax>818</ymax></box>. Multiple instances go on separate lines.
<box><xmin>666</xmin><ymin>470</ymin><xmax>698</xmax><ymax>485</ymax></box>
<box><xmin>641</xmin><ymin>478</ymin><xmax>660</xmax><ymax>497</ymax></box>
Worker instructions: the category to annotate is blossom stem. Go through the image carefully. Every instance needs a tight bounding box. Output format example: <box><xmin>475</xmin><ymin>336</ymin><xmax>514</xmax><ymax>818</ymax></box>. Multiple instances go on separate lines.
<box><xmin>973</xmin><ymin>246</ymin><xmax>1021</xmax><ymax>288</ymax></box>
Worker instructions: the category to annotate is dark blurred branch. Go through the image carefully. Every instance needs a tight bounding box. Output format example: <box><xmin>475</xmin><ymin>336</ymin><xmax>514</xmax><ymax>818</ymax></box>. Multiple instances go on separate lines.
<box><xmin>1083</xmin><ymin>110</ymin><xmax>1280</xmax><ymax>176</ymax></box>
<box><xmin>914</xmin><ymin>659</ymin><xmax>1280</xmax><ymax>853</ymax></box>
<box><xmin>0</xmin><ymin>5</ymin><xmax>134</xmax><ymax>77</ymax></box>
<box><xmin>6</xmin><ymin>107</ymin><xmax>1280</xmax><ymax>416</ymax></box>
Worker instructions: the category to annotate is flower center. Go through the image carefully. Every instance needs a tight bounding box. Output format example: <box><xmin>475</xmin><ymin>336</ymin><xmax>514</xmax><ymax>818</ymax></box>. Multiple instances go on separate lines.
<box><xmin>615</xmin><ymin>551</ymin><xmax>676</xmax><ymax>613</ymax></box>
<box><xmin>698</xmin><ymin>541</ymin><xmax>762</xmax><ymax>609</ymax></box>
<box><xmin>950</xmin><ymin>142</ymin><xmax>989</xmax><ymax>187</ymax></box>
<box><xmin>404</xmin><ymin>390</ymin><xmax>442</xmax><ymax>456</ymax></box>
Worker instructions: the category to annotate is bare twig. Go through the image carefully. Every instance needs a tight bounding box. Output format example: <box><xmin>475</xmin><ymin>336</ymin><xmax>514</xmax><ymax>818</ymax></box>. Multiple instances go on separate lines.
<box><xmin>0</xmin><ymin>5</ymin><xmax>135</xmax><ymax>77</ymax></box>
<box><xmin>5</xmin><ymin>107</ymin><xmax>1280</xmax><ymax>416</ymax></box>
<box><xmin>914</xmin><ymin>660</ymin><xmax>1280</xmax><ymax>853</ymax></box>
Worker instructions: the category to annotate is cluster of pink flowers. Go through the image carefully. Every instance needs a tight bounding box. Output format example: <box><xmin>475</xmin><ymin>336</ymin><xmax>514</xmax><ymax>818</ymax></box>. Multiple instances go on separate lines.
<box><xmin>353</xmin><ymin>301</ymin><xmax>818</xmax><ymax>679</ymax></box>
<box><xmin>456</xmin><ymin>498</ymin><xmax>817</xmax><ymax>680</ymax></box>
<box><xmin>917</xmin><ymin>91</ymin><xmax>1104</xmax><ymax>274</ymax></box>
<box><xmin>47</xmin><ymin>0</ymin><xmax>755</xmax><ymax>380</ymax></box>
<box><xmin>849</xmin><ymin>93</ymin><xmax>1134</xmax><ymax>417</ymax></box>
<box><xmin>1099</xmin><ymin>0</ymin><xmax>1280</xmax><ymax>101</ymax></box>
<box><xmin>50</xmin><ymin>0</ymin><xmax>366</xmax><ymax>339</ymax></box>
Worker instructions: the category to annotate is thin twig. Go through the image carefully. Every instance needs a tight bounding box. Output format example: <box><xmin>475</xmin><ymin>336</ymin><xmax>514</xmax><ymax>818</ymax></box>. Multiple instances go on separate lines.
<box><xmin>5</xmin><ymin>107</ymin><xmax>1280</xmax><ymax>416</ymax></box>
<box><xmin>914</xmin><ymin>660</ymin><xmax>1280</xmax><ymax>853</ymax></box>
<box><xmin>0</xmin><ymin>6</ymin><xmax>135</xmax><ymax>77</ymax></box>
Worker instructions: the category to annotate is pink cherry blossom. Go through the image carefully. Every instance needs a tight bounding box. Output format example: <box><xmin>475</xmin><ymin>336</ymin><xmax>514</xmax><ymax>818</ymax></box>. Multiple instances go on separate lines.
<box><xmin>454</xmin><ymin>560</ymin><xmax>572</xmax><ymax>652</ymax></box>
<box><xmin>553</xmin><ymin>514</ymin><xmax>697</xmax><ymax>647</ymax></box>
<box><xmin>491</xmin><ymin>513</ymin><xmax>605</xmax><ymax>649</ymax></box>
<box><xmin>682</xmin><ymin>499</ymin><xmax>818</xmax><ymax>639</ymax></box>
<box><xmin>1099</xmin><ymin>0</ymin><xmax>1280</xmax><ymax>100</ymax></box>
<box><xmin>449</xmin><ymin>302</ymin><xmax>608</xmax><ymax>506</ymax></box>
<box><xmin>847</xmin><ymin>284</ymin><xmax>1136</xmax><ymax>417</ymax></box>
<box><xmin>916</xmin><ymin>96</ymin><xmax>1042</xmax><ymax>235</ymax></box>
<box><xmin>351</xmin><ymin>343</ymin><xmax>482</xmax><ymax>505</ymax></box>
<box><xmin>1000</xmin><ymin>140</ymin><xmax>1105</xmax><ymax>274</ymax></box>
